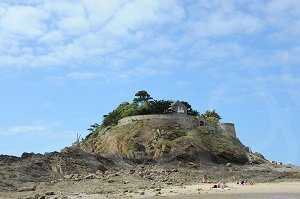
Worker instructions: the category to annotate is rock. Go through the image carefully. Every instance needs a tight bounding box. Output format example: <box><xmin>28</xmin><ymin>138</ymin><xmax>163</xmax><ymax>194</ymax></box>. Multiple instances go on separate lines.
<box><xmin>45</xmin><ymin>196</ymin><xmax>58</xmax><ymax>199</ymax></box>
<box><xmin>17</xmin><ymin>185</ymin><xmax>36</xmax><ymax>192</ymax></box>
<box><xmin>128</xmin><ymin>169</ymin><xmax>135</xmax><ymax>174</ymax></box>
<box><xmin>44</xmin><ymin>191</ymin><xmax>55</xmax><ymax>195</ymax></box>
<box><xmin>104</xmin><ymin>170</ymin><xmax>111</xmax><ymax>175</ymax></box>
<box><xmin>226</xmin><ymin>163</ymin><xmax>232</xmax><ymax>167</ymax></box>
<box><xmin>122</xmin><ymin>180</ymin><xmax>129</xmax><ymax>184</ymax></box>
<box><xmin>140</xmin><ymin>191</ymin><xmax>145</xmax><ymax>195</ymax></box>
<box><xmin>72</xmin><ymin>174</ymin><xmax>79</xmax><ymax>178</ymax></box>
<box><xmin>64</xmin><ymin>174</ymin><xmax>72</xmax><ymax>179</ymax></box>
<box><xmin>84</xmin><ymin>173</ymin><xmax>96</xmax><ymax>180</ymax></box>
<box><xmin>96</xmin><ymin>170</ymin><xmax>103</xmax><ymax>175</ymax></box>
<box><xmin>107</xmin><ymin>179</ymin><xmax>114</xmax><ymax>183</ymax></box>
<box><xmin>32</xmin><ymin>194</ymin><xmax>40</xmax><ymax>199</ymax></box>
<box><xmin>21</xmin><ymin>152</ymin><xmax>35</xmax><ymax>159</ymax></box>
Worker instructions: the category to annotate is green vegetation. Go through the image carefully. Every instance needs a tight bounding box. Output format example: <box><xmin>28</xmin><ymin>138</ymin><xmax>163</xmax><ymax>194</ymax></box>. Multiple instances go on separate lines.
<box><xmin>199</xmin><ymin>130</ymin><xmax>244</xmax><ymax>154</ymax></box>
<box><xmin>133</xmin><ymin>90</ymin><xmax>153</xmax><ymax>105</ymax></box>
<box><xmin>102</xmin><ymin>90</ymin><xmax>199</xmax><ymax>127</ymax></box>
<box><xmin>198</xmin><ymin>130</ymin><xmax>247</xmax><ymax>162</ymax></box>
<box><xmin>253</xmin><ymin>152</ymin><xmax>266</xmax><ymax>159</ymax></box>
<box><xmin>155</xmin><ymin>139</ymin><xmax>175</xmax><ymax>148</ymax></box>
<box><xmin>126</xmin><ymin>139</ymin><xmax>139</xmax><ymax>151</ymax></box>
<box><xmin>202</xmin><ymin>109</ymin><xmax>222</xmax><ymax>123</ymax></box>
<box><xmin>81</xmin><ymin>125</ymin><xmax>109</xmax><ymax>145</ymax></box>
<box><xmin>181</xmin><ymin>101</ymin><xmax>199</xmax><ymax>116</ymax></box>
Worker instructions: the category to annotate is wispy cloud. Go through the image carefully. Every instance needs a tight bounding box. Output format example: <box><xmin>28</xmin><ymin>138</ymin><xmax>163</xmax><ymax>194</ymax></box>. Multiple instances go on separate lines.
<box><xmin>0</xmin><ymin>0</ymin><xmax>299</xmax><ymax>81</ymax></box>
<box><xmin>49</xmin><ymin>67</ymin><xmax>171</xmax><ymax>84</ymax></box>
<box><xmin>1</xmin><ymin>122</ymin><xmax>55</xmax><ymax>136</ymax></box>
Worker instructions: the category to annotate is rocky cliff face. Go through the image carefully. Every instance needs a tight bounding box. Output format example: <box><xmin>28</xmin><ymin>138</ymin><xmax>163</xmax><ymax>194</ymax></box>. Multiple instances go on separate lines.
<box><xmin>81</xmin><ymin>119</ymin><xmax>249</xmax><ymax>165</ymax></box>
<box><xmin>0</xmin><ymin>147</ymin><xmax>115</xmax><ymax>191</ymax></box>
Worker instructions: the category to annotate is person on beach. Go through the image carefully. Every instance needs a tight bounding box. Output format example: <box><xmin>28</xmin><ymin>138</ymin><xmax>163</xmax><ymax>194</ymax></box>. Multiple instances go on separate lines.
<box><xmin>202</xmin><ymin>175</ymin><xmax>208</xmax><ymax>183</ymax></box>
<box><xmin>212</xmin><ymin>182</ymin><xmax>228</xmax><ymax>189</ymax></box>
<box><xmin>237</xmin><ymin>179</ymin><xmax>245</xmax><ymax>185</ymax></box>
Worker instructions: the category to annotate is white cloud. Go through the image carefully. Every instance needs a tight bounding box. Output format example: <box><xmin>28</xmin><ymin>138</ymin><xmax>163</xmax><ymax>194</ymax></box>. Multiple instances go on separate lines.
<box><xmin>0</xmin><ymin>0</ymin><xmax>184</xmax><ymax>69</ymax></box>
<box><xmin>190</xmin><ymin>12</ymin><xmax>262</xmax><ymax>38</ymax></box>
<box><xmin>39</xmin><ymin>31</ymin><xmax>65</xmax><ymax>44</ymax></box>
<box><xmin>1</xmin><ymin>122</ymin><xmax>54</xmax><ymax>136</ymax></box>
<box><xmin>49</xmin><ymin>66</ymin><xmax>171</xmax><ymax>84</ymax></box>
<box><xmin>0</xmin><ymin>0</ymin><xmax>299</xmax><ymax>78</ymax></box>
<box><xmin>0</xmin><ymin>5</ymin><xmax>47</xmax><ymax>37</ymax></box>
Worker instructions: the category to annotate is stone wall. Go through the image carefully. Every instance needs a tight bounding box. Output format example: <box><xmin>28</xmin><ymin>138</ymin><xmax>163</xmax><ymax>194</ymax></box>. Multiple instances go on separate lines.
<box><xmin>219</xmin><ymin>123</ymin><xmax>236</xmax><ymax>138</ymax></box>
<box><xmin>117</xmin><ymin>114</ymin><xmax>237</xmax><ymax>138</ymax></box>
<box><xmin>118</xmin><ymin>114</ymin><xmax>199</xmax><ymax>129</ymax></box>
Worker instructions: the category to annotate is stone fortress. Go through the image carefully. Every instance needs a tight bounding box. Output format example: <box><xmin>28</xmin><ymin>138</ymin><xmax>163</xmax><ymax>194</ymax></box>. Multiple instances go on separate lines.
<box><xmin>118</xmin><ymin>101</ymin><xmax>237</xmax><ymax>138</ymax></box>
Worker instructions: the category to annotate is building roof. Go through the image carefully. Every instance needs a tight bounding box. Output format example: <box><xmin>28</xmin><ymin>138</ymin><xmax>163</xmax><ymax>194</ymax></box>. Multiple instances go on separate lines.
<box><xmin>171</xmin><ymin>100</ymin><xmax>187</xmax><ymax>108</ymax></box>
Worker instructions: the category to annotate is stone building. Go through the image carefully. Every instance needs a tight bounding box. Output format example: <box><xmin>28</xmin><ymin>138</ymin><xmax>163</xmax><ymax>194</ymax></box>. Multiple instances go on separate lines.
<box><xmin>170</xmin><ymin>100</ymin><xmax>187</xmax><ymax>115</ymax></box>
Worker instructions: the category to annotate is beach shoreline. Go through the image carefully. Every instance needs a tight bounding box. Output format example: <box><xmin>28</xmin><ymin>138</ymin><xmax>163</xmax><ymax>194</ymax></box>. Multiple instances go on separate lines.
<box><xmin>1</xmin><ymin>179</ymin><xmax>300</xmax><ymax>198</ymax></box>
<box><xmin>156</xmin><ymin>181</ymin><xmax>300</xmax><ymax>199</ymax></box>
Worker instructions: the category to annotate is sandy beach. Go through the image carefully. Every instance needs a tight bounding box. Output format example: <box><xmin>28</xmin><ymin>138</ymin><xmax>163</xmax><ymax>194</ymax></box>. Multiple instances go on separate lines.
<box><xmin>53</xmin><ymin>181</ymin><xmax>300</xmax><ymax>198</ymax></box>
<box><xmin>1</xmin><ymin>161</ymin><xmax>300</xmax><ymax>199</ymax></box>
<box><xmin>158</xmin><ymin>181</ymin><xmax>300</xmax><ymax>199</ymax></box>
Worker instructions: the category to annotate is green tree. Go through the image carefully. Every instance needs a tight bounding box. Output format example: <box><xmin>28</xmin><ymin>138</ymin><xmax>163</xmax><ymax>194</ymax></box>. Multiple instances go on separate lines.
<box><xmin>202</xmin><ymin>109</ymin><xmax>222</xmax><ymax>123</ymax></box>
<box><xmin>133</xmin><ymin>90</ymin><xmax>153</xmax><ymax>105</ymax></box>
<box><xmin>149</xmin><ymin>100</ymin><xmax>172</xmax><ymax>114</ymax></box>
<box><xmin>102</xmin><ymin>102</ymin><xmax>129</xmax><ymax>127</ymax></box>
<box><xmin>181</xmin><ymin>101</ymin><xmax>199</xmax><ymax>116</ymax></box>
<box><xmin>87</xmin><ymin>123</ymin><xmax>100</xmax><ymax>132</ymax></box>
<box><xmin>101</xmin><ymin>90</ymin><xmax>203</xmax><ymax>127</ymax></box>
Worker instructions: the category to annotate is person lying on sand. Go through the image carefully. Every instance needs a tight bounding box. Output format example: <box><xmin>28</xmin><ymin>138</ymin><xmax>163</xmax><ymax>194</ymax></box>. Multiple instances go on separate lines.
<box><xmin>212</xmin><ymin>182</ymin><xmax>228</xmax><ymax>189</ymax></box>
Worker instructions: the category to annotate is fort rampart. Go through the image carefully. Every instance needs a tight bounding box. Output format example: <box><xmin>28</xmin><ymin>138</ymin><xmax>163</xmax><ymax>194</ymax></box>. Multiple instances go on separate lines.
<box><xmin>117</xmin><ymin>114</ymin><xmax>237</xmax><ymax>138</ymax></box>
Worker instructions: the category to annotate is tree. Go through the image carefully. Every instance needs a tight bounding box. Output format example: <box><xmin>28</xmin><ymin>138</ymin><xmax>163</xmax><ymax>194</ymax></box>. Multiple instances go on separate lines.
<box><xmin>202</xmin><ymin>109</ymin><xmax>222</xmax><ymax>123</ymax></box>
<box><xmin>181</xmin><ymin>101</ymin><xmax>200</xmax><ymax>116</ymax></box>
<box><xmin>133</xmin><ymin>90</ymin><xmax>153</xmax><ymax>105</ymax></box>
<box><xmin>87</xmin><ymin>123</ymin><xmax>100</xmax><ymax>132</ymax></box>
<box><xmin>149</xmin><ymin>100</ymin><xmax>172</xmax><ymax>114</ymax></box>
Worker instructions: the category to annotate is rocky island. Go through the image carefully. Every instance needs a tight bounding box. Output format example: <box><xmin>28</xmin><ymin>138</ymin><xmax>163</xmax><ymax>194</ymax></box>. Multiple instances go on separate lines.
<box><xmin>1</xmin><ymin>91</ymin><xmax>299</xmax><ymax>199</ymax></box>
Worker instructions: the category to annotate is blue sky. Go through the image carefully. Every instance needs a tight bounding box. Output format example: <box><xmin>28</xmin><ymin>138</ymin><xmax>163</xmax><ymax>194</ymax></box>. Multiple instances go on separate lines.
<box><xmin>0</xmin><ymin>0</ymin><xmax>299</xmax><ymax>165</ymax></box>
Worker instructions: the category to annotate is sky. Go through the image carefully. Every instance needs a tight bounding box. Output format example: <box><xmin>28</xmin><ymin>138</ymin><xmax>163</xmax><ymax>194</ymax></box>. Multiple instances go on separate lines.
<box><xmin>0</xmin><ymin>0</ymin><xmax>299</xmax><ymax>165</ymax></box>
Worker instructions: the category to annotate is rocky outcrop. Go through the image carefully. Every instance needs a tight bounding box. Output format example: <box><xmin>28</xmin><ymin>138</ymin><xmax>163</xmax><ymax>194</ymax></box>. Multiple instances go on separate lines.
<box><xmin>81</xmin><ymin>119</ymin><xmax>249</xmax><ymax>165</ymax></box>
<box><xmin>0</xmin><ymin>147</ymin><xmax>115</xmax><ymax>188</ymax></box>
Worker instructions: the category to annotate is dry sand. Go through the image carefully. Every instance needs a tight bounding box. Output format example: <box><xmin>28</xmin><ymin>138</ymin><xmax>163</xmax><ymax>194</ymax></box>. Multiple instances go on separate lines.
<box><xmin>159</xmin><ymin>181</ymin><xmax>300</xmax><ymax>199</ymax></box>
<box><xmin>71</xmin><ymin>181</ymin><xmax>300</xmax><ymax>198</ymax></box>
<box><xmin>1</xmin><ymin>181</ymin><xmax>299</xmax><ymax>198</ymax></box>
